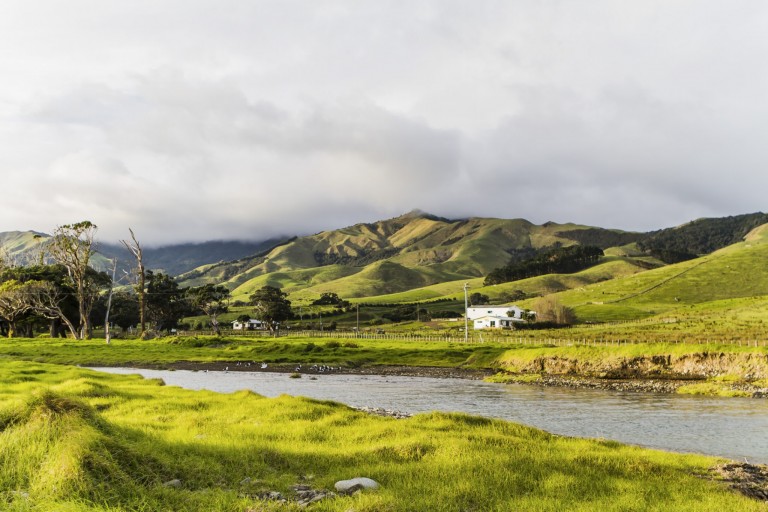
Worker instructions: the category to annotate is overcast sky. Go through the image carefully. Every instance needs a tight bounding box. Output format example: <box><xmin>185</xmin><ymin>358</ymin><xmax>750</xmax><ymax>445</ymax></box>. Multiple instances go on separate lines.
<box><xmin>1</xmin><ymin>1</ymin><xmax>767</xmax><ymax>245</ymax></box>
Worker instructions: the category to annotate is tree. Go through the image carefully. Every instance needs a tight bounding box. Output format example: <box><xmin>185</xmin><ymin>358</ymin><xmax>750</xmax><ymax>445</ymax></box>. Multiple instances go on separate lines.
<box><xmin>0</xmin><ymin>280</ymin><xmax>33</xmax><ymax>337</ymax></box>
<box><xmin>25</xmin><ymin>280</ymin><xmax>80</xmax><ymax>339</ymax></box>
<box><xmin>188</xmin><ymin>284</ymin><xmax>230</xmax><ymax>335</ymax></box>
<box><xmin>145</xmin><ymin>271</ymin><xmax>188</xmax><ymax>332</ymax></box>
<box><xmin>120</xmin><ymin>228</ymin><xmax>146</xmax><ymax>337</ymax></box>
<box><xmin>102</xmin><ymin>291</ymin><xmax>140</xmax><ymax>331</ymax></box>
<box><xmin>469</xmin><ymin>293</ymin><xmax>490</xmax><ymax>306</ymax></box>
<box><xmin>48</xmin><ymin>221</ymin><xmax>99</xmax><ymax>339</ymax></box>
<box><xmin>533</xmin><ymin>295</ymin><xmax>576</xmax><ymax>325</ymax></box>
<box><xmin>0</xmin><ymin>263</ymin><xmax>81</xmax><ymax>338</ymax></box>
<box><xmin>249</xmin><ymin>286</ymin><xmax>292</xmax><ymax>331</ymax></box>
<box><xmin>312</xmin><ymin>292</ymin><xmax>342</xmax><ymax>306</ymax></box>
<box><xmin>484</xmin><ymin>245</ymin><xmax>604</xmax><ymax>286</ymax></box>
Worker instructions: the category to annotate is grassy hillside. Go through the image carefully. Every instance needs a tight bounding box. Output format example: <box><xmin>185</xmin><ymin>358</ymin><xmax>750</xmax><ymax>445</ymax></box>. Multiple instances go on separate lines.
<box><xmin>0</xmin><ymin>230</ymin><xmax>49</xmax><ymax>266</ymax></box>
<box><xmin>359</xmin><ymin>256</ymin><xmax>655</xmax><ymax>305</ymax></box>
<box><xmin>182</xmin><ymin>211</ymin><xmax>641</xmax><ymax>300</ymax></box>
<box><xmin>517</xmin><ymin>224</ymin><xmax>768</xmax><ymax>323</ymax></box>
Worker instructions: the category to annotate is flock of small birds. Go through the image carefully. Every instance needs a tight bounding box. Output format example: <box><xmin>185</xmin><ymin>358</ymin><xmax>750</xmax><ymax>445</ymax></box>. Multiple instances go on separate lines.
<box><xmin>210</xmin><ymin>362</ymin><xmax>338</xmax><ymax>374</ymax></box>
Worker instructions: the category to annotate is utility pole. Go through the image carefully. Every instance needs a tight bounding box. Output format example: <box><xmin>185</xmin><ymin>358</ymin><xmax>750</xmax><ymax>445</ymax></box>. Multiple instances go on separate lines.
<box><xmin>356</xmin><ymin>303</ymin><xmax>360</xmax><ymax>336</ymax></box>
<box><xmin>463</xmin><ymin>282</ymin><xmax>470</xmax><ymax>343</ymax></box>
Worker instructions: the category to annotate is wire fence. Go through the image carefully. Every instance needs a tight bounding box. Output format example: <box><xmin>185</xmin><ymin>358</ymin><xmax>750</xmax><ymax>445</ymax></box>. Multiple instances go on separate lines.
<box><xmin>175</xmin><ymin>329</ymin><xmax>768</xmax><ymax>347</ymax></box>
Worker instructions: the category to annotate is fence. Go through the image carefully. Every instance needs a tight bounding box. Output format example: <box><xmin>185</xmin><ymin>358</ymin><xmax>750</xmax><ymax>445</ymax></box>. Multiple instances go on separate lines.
<box><xmin>174</xmin><ymin>329</ymin><xmax>768</xmax><ymax>347</ymax></box>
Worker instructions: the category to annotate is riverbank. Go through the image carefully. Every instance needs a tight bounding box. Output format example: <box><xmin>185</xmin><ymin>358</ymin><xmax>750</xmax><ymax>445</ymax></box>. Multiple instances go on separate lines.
<box><xmin>137</xmin><ymin>360</ymin><xmax>494</xmax><ymax>380</ymax></box>
<box><xmin>121</xmin><ymin>360</ymin><xmax>768</xmax><ymax>398</ymax></box>
<box><xmin>2</xmin><ymin>359</ymin><xmax>766</xmax><ymax>511</ymax></box>
<box><xmin>3</xmin><ymin>335</ymin><xmax>768</xmax><ymax>397</ymax></box>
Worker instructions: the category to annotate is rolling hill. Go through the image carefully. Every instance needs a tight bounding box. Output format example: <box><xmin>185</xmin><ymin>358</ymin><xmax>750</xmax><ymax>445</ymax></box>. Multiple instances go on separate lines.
<box><xmin>176</xmin><ymin>210</ymin><xmax>648</xmax><ymax>301</ymax></box>
<box><xmin>6</xmin><ymin>211</ymin><xmax>768</xmax><ymax>329</ymax></box>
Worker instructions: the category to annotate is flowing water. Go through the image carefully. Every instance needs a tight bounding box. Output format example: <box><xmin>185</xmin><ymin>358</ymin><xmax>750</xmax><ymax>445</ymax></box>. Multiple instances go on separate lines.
<box><xmin>91</xmin><ymin>367</ymin><xmax>768</xmax><ymax>463</ymax></box>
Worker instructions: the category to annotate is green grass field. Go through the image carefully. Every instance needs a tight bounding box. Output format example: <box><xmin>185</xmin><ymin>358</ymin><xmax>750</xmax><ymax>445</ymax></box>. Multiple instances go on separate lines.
<box><xmin>1</xmin><ymin>359</ymin><xmax>763</xmax><ymax>511</ymax></box>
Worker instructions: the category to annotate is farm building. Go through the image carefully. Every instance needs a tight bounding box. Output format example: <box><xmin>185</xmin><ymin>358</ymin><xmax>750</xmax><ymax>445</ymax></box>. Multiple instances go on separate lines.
<box><xmin>467</xmin><ymin>305</ymin><xmax>532</xmax><ymax>330</ymax></box>
<box><xmin>232</xmin><ymin>319</ymin><xmax>263</xmax><ymax>330</ymax></box>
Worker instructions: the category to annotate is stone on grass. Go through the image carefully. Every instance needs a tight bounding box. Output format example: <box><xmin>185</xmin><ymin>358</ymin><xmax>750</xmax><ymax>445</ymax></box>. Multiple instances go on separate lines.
<box><xmin>163</xmin><ymin>479</ymin><xmax>182</xmax><ymax>488</ymax></box>
<box><xmin>334</xmin><ymin>477</ymin><xmax>380</xmax><ymax>495</ymax></box>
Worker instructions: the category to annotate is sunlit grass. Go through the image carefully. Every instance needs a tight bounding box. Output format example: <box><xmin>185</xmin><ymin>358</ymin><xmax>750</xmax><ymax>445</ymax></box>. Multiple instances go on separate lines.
<box><xmin>0</xmin><ymin>360</ymin><xmax>763</xmax><ymax>511</ymax></box>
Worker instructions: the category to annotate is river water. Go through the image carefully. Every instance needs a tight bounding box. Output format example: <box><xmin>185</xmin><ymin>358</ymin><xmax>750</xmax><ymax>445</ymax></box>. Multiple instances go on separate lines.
<box><xmin>91</xmin><ymin>367</ymin><xmax>768</xmax><ymax>463</ymax></box>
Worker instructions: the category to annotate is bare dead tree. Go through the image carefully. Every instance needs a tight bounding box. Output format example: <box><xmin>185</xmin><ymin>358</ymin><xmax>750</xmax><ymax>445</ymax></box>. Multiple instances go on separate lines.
<box><xmin>120</xmin><ymin>228</ymin><xmax>146</xmax><ymax>337</ymax></box>
<box><xmin>32</xmin><ymin>234</ymin><xmax>49</xmax><ymax>266</ymax></box>
<box><xmin>103</xmin><ymin>258</ymin><xmax>118</xmax><ymax>344</ymax></box>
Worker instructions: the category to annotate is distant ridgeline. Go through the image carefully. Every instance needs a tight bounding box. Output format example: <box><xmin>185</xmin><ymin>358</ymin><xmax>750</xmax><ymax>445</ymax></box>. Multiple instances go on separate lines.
<box><xmin>483</xmin><ymin>212</ymin><xmax>768</xmax><ymax>285</ymax></box>
<box><xmin>484</xmin><ymin>245</ymin><xmax>604</xmax><ymax>286</ymax></box>
<box><xmin>638</xmin><ymin>212</ymin><xmax>768</xmax><ymax>264</ymax></box>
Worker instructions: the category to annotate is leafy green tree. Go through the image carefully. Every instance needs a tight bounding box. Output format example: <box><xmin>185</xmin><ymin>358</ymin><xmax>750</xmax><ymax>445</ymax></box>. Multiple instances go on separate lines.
<box><xmin>145</xmin><ymin>271</ymin><xmax>189</xmax><ymax>332</ymax></box>
<box><xmin>25</xmin><ymin>280</ymin><xmax>80</xmax><ymax>338</ymax></box>
<box><xmin>0</xmin><ymin>280</ymin><xmax>32</xmax><ymax>337</ymax></box>
<box><xmin>96</xmin><ymin>291</ymin><xmax>140</xmax><ymax>332</ymax></box>
<box><xmin>469</xmin><ymin>293</ymin><xmax>490</xmax><ymax>306</ymax></box>
<box><xmin>249</xmin><ymin>286</ymin><xmax>292</xmax><ymax>331</ymax></box>
<box><xmin>48</xmin><ymin>221</ymin><xmax>100</xmax><ymax>339</ymax></box>
<box><xmin>0</xmin><ymin>263</ymin><xmax>81</xmax><ymax>338</ymax></box>
<box><xmin>312</xmin><ymin>292</ymin><xmax>342</xmax><ymax>306</ymax></box>
<box><xmin>188</xmin><ymin>284</ymin><xmax>230</xmax><ymax>335</ymax></box>
<box><xmin>485</xmin><ymin>245</ymin><xmax>604</xmax><ymax>286</ymax></box>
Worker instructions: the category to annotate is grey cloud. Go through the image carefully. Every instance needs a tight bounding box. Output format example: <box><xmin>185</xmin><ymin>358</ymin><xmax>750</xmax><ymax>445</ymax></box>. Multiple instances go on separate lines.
<box><xmin>1</xmin><ymin>1</ymin><xmax>767</xmax><ymax>243</ymax></box>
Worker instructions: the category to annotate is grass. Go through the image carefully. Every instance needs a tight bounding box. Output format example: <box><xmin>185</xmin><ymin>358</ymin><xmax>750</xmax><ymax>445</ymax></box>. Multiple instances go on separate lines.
<box><xmin>0</xmin><ymin>359</ymin><xmax>763</xmax><ymax>511</ymax></box>
<box><xmin>1</xmin><ymin>335</ymin><xmax>767</xmax><ymax>388</ymax></box>
<box><xmin>523</xmin><ymin>235</ymin><xmax>768</xmax><ymax>323</ymax></box>
<box><xmin>676</xmin><ymin>382</ymin><xmax>753</xmax><ymax>398</ymax></box>
<box><xmin>0</xmin><ymin>336</ymin><xmax>509</xmax><ymax>369</ymax></box>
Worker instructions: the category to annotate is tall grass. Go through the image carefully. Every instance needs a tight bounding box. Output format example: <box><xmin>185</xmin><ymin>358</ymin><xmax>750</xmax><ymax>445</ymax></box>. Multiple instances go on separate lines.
<box><xmin>0</xmin><ymin>360</ymin><xmax>762</xmax><ymax>511</ymax></box>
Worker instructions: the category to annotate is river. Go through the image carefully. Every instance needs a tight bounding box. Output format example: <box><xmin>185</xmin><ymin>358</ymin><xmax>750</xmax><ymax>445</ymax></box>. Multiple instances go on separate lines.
<box><xmin>91</xmin><ymin>367</ymin><xmax>768</xmax><ymax>463</ymax></box>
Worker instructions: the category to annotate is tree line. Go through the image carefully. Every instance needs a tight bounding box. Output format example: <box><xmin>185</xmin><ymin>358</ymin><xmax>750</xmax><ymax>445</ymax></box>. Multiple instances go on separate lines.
<box><xmin>638</xmin><ymin>212</ymin><xmax>768</xmax><ymax>263</ymax></box>
<box><xmin>484</xmin><ymin>245</ymin><xmax>604</xmax><ymax>286</ymax></box>
<box><xmin>0</xmin><ymin>221</ymin><xmax>297</xmax><ymax>339</ymax></box>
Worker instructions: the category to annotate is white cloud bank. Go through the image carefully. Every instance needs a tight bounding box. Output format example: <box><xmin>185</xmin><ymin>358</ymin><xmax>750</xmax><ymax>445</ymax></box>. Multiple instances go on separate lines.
<box><xmin>1</xmin><ymin>1</ymin><xmax>767</xmax><ymax>244</ymax></box>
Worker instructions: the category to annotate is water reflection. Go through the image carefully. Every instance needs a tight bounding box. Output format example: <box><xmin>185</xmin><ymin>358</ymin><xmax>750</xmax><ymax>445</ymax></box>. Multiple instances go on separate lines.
<box><xmin>91</xmin><ymin>367</ymin><xmax>768</xmax><ymax>463</ymax></box>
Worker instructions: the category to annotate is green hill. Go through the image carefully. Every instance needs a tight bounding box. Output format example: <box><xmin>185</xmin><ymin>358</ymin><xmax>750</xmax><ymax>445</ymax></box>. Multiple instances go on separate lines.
<box><xmin>0</xmin><ymin>231</ymin><xmax>49</xmax><ymax>266</ymax></box>
<box><xmin>526</xmin><ymin>223</ymin><xmax>768</xmax><ymax>322</ymax></box>
<box><xmin>179</xmin><ymin>210</ymin><xmax>643</xmax><ymax>300</ymax></box>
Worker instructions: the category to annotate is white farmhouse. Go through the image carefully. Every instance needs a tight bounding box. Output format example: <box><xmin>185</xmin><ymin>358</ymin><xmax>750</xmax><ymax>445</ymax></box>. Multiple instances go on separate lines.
<box><xmin>467</xmin><ymin>305</ymin><xmax>530</xmax><ymax>330</ymax></box>
<box><xmin>232</xmin><ymin>319</ymin><xmax>263</xmax><ymax>330</ymax></box>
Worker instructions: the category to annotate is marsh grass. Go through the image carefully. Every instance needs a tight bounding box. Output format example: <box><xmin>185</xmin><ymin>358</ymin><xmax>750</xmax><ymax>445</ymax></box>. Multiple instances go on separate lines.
<box><xmin>0</xmin><ymin>360</ymin><xmax>763</xmax><ymax>511</ymax></box>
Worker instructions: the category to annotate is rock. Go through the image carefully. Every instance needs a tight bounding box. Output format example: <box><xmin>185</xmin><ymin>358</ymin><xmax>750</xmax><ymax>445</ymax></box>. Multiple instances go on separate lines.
<box><xmin>256</xmin><ymin>490</ymin><xmax>285</xmax><ymax>501</ymax></box>
<box><xmin>353</xmin><ymin>406</ymin><xmax>411</xmax><ymax>419</ymax></box>
<box><xmin>334</xmin><ymin>477</ymin><xmax>380</xmax><ymax>494</ymax></box>
<box><xmin>163</xmin><ymin>479</ymin><xmax>182</xmax><ymax>488</ymax></box>
<box><xmin>712</xmin><ymin>462</ymin><xmax>768</xmax><ymax>501</ymax></box>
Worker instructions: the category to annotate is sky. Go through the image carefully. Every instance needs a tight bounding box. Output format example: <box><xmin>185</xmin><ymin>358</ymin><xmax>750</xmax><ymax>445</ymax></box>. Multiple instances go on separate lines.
<box><xmin>1</xmin><ymin>1</ymin><xmax>767</xmax><ymax>246</ymax></box>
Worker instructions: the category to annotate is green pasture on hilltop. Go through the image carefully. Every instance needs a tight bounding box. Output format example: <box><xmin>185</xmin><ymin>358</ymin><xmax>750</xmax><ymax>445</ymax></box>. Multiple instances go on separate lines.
<box><xmin>0</xmin><ymin>359</ymin><xmax>763</xmax><ymax>511</ymax></box>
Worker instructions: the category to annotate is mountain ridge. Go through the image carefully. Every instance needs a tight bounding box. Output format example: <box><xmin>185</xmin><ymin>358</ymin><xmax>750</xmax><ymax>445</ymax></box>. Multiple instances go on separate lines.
<box><xmin>3</xmin><ymin>211</ymin><xmax>766</xmax><ymax>305</ymax></box>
